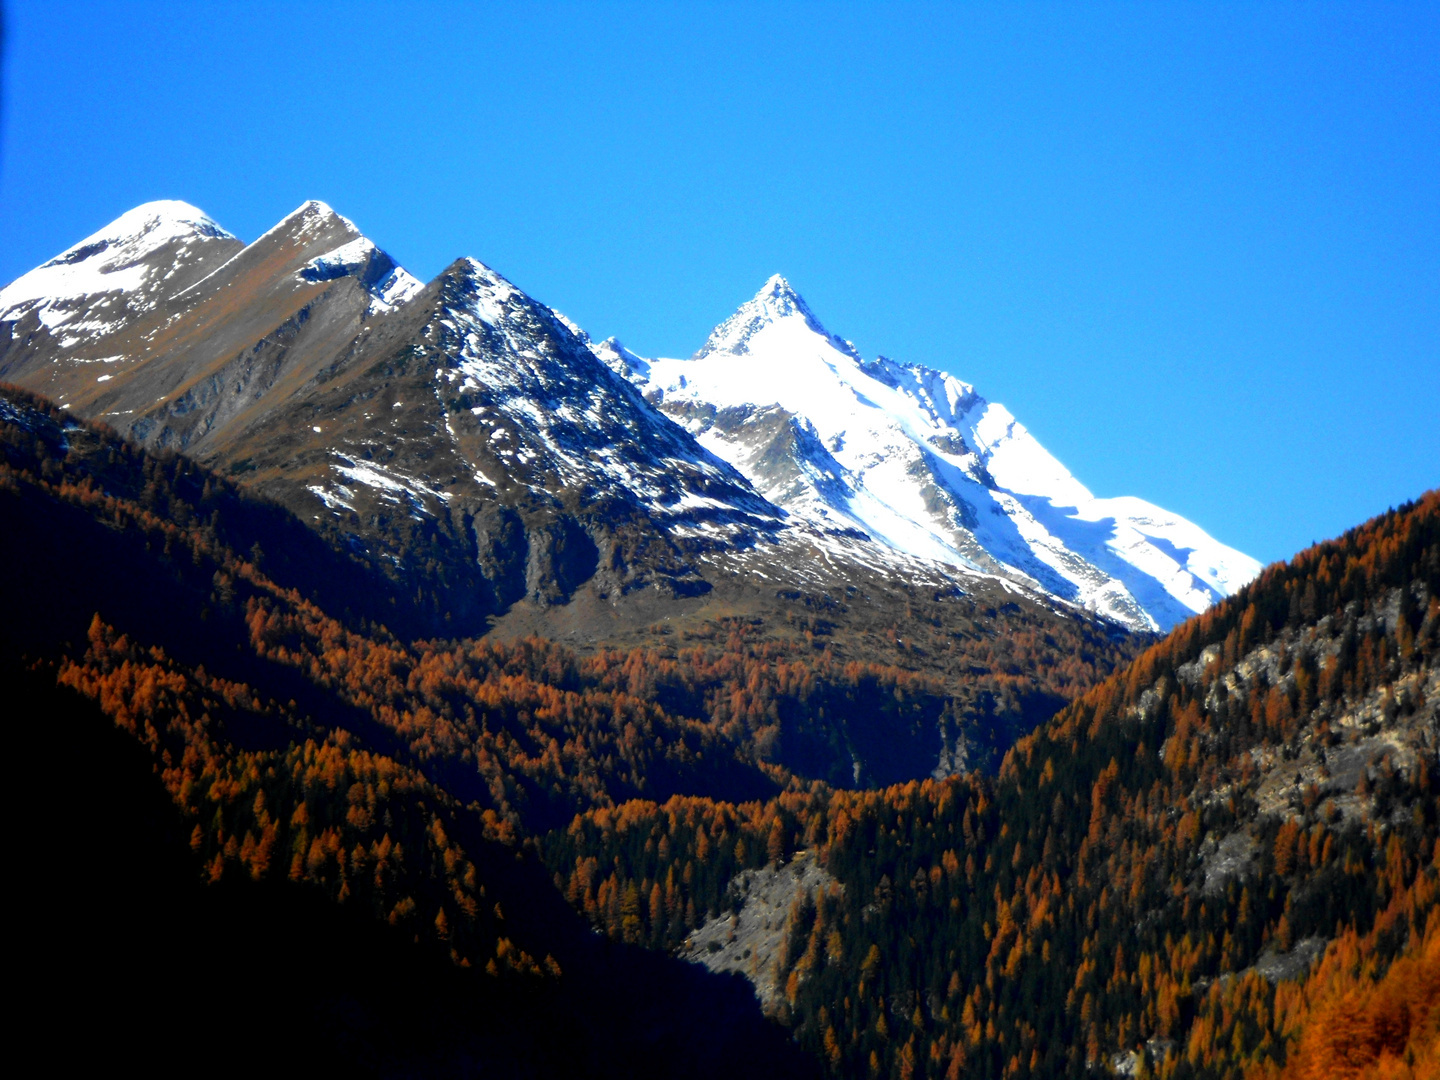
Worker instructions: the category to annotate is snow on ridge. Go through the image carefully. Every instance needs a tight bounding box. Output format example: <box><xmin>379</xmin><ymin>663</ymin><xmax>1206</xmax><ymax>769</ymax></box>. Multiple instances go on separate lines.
<box><xmin>370</xmin><ymin>266</ymin><xmax>424</xmax><ymax>310</ymax></box>
<box><xmin>547</xmin><ymin>308</ymin><xmax>590</xmax><ymax>343</ymax></box>
<box><xmin>423</xmin><ymin>267</ymin><xmax>784</xmax><ymax>535</ymax></box>
<box><xmin>300</xmin><ymin>235</ymin><xmax>380</xmax><ymax>280</ymax></box>
<box><xmin>309</xmin><ymin>452</ymin><xmax>454</xmax><ymax>519</ymax></box>
<box><xmin>593</xmin><ymin>337</ymin><xmax>651</xmax><ymax>382</ymax></box>
<box><xmin>296</xmin><ymin>233</ymin><xmax>425</xmax><ymax>312</ymax></box>
<box><xmin>50</xmin><ymin>200</ymin><xmax>235</xmax><ymax>260</ymax></box>
<box><xmin>1</xmin><ymin>200</ymin><xmax>235</xmax><ymax>320</ymax></box>
<box><xmin>451</xmin><ymin>257</ymin><xmax>525</xmax><ymax>325</ymax></box>
<box><xmin>333</xmin><ymin>452</ymin><xmax>452</xmax><ymax>505</ymax></box>
<box><xmin>694</xmin><ymin>273</ymin><xmax>860</xmax><ymax>361</ymax></box>
<box><xmin>254</xmin><ymin>199</ymin><xmax>349</xmax><ymax>246</ymax></box>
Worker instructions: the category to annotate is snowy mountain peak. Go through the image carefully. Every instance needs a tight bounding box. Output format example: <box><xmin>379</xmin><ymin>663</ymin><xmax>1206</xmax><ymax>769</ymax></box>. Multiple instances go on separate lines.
<box><xmin>0</xmin><ymin>200</ymin><xmax>243</xmax><ymax>357</ymax></box>
<box><xmin>611</xmin><ymin>281</ymin><xmax>1262</xmax><ymax>632</ymax></box>
<box><xmin>445</xmin><ymin>257</ymin><xmax>528</xmax><ymax>325</ymax></box>
<box><xmin>2</xmin><ymin>206</ymin><xmax>1261</xmax><ymax>635</ymax></box>
<box><xmin>0</xmin><ymin>200</ymin><xmax>235</xmax><ymax>314</ymax></box>
<box><xmin>150</xmin><ymin>199</ymin><xmax>426</xmax><ymax>314</ymax></box>
<box><xmin>249</xmin><ymin>199</ymin><xmax>352</xmax><ymax>249</ymax></box>
<box><xmin>68</xmin><ymin>199</ymin><xmax>235</xmax><ymax>252</ymax></box>
<box><xmin>694</xmin><ymin>274</ymin><xmax>858</xmax><ymax>361</ymax></box>
<box><xmin>758</xmin><ymin>273</ymin><xmax>801</xmax><ymax>304</ymax></box>
<box><xmin>206</xmin><ymin>200</ymin><xmax>420</xmax><ymax>312</ymax></box>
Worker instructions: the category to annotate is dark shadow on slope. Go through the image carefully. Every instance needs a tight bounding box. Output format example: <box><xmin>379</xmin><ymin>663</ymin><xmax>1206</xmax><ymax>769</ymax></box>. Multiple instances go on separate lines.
<box><xmin>0</xmin><ymin>474</ymin><xmax>408</xmax><ymax>763</ymax></box>
<box><xmin>7</xmin><ymin>661</ymin><xmax>820</xmax><ymax>1080</ymax></box>
<box><xmin>1</xmin><ymin>383</ymin><xmax>451</xmax><ymax>640</ymax></box>
<box><xmin>0</xmin><ymin>470</ymin><xmax>786</xmax><ymax>824</ymax></box>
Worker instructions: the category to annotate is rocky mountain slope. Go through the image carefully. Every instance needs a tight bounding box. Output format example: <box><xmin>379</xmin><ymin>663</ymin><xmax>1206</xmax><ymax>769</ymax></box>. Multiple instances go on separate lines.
<box><xmin>0</xmin><ymin>393</ymin><xmax>818</xmax><ymax>1079</ymax></box>
<box><xmin>0</xmin><ymin>201</ymin><xmax>793</xmax><ymax>633</ymax></box>
<box><xmin>593</xmin><ymin>275</ymin><xmax>1260</xmax><ymax>632</ymax></box>
<box><xmin>0</xmin><ymin>383</ymin><xmax>1132</xmax><ymax>793</ymax></box>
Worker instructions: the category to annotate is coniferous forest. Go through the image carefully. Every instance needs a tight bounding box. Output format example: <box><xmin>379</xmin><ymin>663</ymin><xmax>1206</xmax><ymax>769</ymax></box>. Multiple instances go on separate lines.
<box><xmin>3</xmin><ymin>377</ymin><xmax>1436</xmax><ymax>1079</ymax></box>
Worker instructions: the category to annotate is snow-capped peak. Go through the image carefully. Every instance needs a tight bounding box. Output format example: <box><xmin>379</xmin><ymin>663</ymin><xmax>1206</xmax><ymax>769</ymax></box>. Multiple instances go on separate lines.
<box><xmin>446</xmin><ymin>257</ymin><xmax>527</xmax><ymax>325</ymax></box>
<box><xmin>248</xmin><ymin>199</ymin><xmax>350</xmax><ymax>249</ymax></box>
<box><xmin>235</xmin><ymin>201</ymin><xmax>423</xmax><ymax>312</ymax></box>
<box><xmin>0</xmin><ymin>200</ymin><xmax>234</xmax><ymax>314</ymax></box>
<box><xmin>0</xmin><ymin>200</ymin><xmax>241</xmax><ymax>351</ymax></box>
<box><xmin>755</xmin><ymin>273</ymin><xmax>805</xmax><ymax>310</ymax></box>
<box><xmin>694</xmin><ymin>274</ymin><xmax>858</xmax><ymax>361</ymax></box>
<box><xmin>72</xmin><ymin>199</ymin><xmax>234</xmax><ymax>250</ymax></box>
<box><xmin>608</xmin><ymin>276</ymin><xmax>1262</xmax><ymax>631</ymax></box>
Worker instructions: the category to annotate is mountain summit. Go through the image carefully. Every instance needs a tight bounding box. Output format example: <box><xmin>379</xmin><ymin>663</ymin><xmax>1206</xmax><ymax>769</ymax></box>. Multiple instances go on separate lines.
<box><xmin>601</xmin><ymin>277</ymin><xmax>1261</xmax><ymax>631</ymax></box>
<box><xmin>693</xmin><ymin>274</ymin><xmax>853</xmax><ymax>360</ymax></box>
<box><xmin>0</xmin><ymin>201</ymin><xmax>791</xmax><ymax>633</ymax></box>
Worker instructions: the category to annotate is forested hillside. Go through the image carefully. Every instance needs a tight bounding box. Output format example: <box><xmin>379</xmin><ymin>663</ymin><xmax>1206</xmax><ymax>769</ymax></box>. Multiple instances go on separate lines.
<box><xmin>546</xmin><ymin>492</ymin><xmax>1440</xmax><ymax>1079</ymax></box>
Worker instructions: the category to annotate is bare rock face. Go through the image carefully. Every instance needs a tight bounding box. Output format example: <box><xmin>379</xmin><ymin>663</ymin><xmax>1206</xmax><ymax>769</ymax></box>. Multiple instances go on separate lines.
<box><xmin>1250</xmin><ymin>936</ymin><xmax>1328</xmax><ymax>984</ymax></box>
<box><xmin>1188</xmin><ymin>588</ymin><xmax>1438</xmax><ymax>844</ymax></box>
<box><xmin>0</xmin><ymin>201</ymin><xmax>787</xmax><ymax>634</ymax></box>
<box><xmin>681</xmin><ymin>851</ymin><xmax>837</xmax><ymax>1010</ymax></box>
<box><xmin>1199</xmin><ymin>830</ymin><xmax>1258</xmax><ymax>896</ymax></box>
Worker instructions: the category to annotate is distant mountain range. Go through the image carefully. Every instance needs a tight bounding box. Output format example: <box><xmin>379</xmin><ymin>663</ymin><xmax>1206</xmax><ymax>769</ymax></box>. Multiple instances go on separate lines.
<box><xmin>1</xmin><ymin>200</ymin><xmax>1257</xmax><ymax>632</ymax></box>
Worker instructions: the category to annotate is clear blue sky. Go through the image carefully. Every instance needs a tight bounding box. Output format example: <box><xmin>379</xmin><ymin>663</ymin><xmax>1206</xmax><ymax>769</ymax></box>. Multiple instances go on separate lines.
<box><xmin>2</xmin><ymin>2</ymin><xmax>1436</xmax><ymax>566</ymax></box>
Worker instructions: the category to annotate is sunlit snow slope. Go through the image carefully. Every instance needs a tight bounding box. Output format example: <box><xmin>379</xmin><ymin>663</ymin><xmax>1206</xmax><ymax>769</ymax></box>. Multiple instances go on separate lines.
<box><xmin>595</xmin><ymin>276</ymin><xmax>1260</xmax><ymax>631</ymax></box>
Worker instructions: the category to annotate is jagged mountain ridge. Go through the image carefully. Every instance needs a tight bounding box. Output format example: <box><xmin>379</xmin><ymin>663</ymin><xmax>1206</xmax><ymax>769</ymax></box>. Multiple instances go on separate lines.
<box><xmin>593</xmin><ymin>275</ymin><xmax>1261</xmax><ymax>632</ymax></box>
<box><xmin>0</xmin><ymin>201</ymin><xmax>798</xmax><ymax>631</ymax></box>
<box><xmin>1</xmin><ymin>200</ymin><xmax>1253</xmax><ymax>638</ymax></box>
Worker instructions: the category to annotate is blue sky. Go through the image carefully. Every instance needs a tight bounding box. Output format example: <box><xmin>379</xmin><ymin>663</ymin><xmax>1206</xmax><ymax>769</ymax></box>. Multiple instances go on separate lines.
<box><xmin>2</xmin><ymin>1</ymin><xmax>1436</xmax><ymax>565</ymax></box>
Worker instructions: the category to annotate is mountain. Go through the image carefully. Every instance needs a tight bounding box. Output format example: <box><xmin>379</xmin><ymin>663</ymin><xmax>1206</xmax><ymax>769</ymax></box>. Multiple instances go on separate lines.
<box><xmin>593</xmin><ymin>275</ymin><xmax>1260</xmax><ymax>633</ymax></box>
<box><xmin>2</xmin><ymin>251</ymin><xmax>1433</xmax><ymax>1077</ymax></box>
<box><xmin>0</xmin><ymin>200</ymin><xmax>791</xmax><ymax>631</ymax></box>
<box><xmin>0</xmin><ymin>390</ymin><xmax>817</xmax><ymax>1079</ymax></box>
<box><xmin>0</xmin><ymin>382</ymin><xmax>1131</xmax><ymax>798</ymax></box>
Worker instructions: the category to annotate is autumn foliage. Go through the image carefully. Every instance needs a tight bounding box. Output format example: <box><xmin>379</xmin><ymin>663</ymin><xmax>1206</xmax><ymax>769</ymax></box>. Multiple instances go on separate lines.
<box><xmin>552</xmin><ymin>491</ymin><xmax>1440</xmax><ymax>1079</ymax></box>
